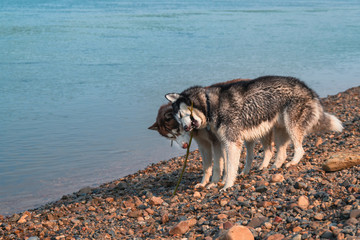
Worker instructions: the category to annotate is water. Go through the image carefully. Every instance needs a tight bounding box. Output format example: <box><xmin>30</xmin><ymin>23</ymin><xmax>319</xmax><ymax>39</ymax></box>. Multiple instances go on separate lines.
<box><xmin>0</xmin><ymin>0</ymin><xmax>359</xmax><ymax>215</ymax></box>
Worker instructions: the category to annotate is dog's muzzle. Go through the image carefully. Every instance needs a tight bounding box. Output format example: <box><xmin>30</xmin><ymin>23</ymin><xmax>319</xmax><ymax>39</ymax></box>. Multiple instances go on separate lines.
<box><xmin>184</xmin><ymin>116</ymin><xmax>198</xmax><ymax>132</ymax></box>
<box><xmin>183</xmin><ymin>124</ymin><xmax>193</xmax><ymax>132</ymax></box>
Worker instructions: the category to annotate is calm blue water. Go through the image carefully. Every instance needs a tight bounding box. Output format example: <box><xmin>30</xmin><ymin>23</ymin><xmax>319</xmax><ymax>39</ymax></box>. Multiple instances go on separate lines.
<box><xmin>1</xmin><ymin>0</ymin><xmax>359</xmax><ymax>215</ymax></box>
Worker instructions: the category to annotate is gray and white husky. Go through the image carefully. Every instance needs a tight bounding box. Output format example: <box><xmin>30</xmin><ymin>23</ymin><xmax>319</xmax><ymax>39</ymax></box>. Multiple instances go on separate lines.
<box><xmin>149</xmin><ymin>79</ymin><xmax>273</xmax><ymax>188</ymax></box>
<box><xmin>166</xmin><ymin>76</ymin><xmax>343</xmax><ymax>191</ymax></box>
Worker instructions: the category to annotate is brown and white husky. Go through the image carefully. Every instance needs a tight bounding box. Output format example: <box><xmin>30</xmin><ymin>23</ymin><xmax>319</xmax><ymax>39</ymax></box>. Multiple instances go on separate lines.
<box><xmin>149</xmin><ymin>79</ymin><xmax>273</xmax><ymax>189</ymax></box>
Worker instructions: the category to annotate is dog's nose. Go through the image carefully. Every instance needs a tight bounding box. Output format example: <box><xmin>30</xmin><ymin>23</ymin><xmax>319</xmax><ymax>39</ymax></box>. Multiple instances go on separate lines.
<box><xmin>184</xmin><ymin>125</ymin><xmax>190</xmax><ymax>132</ymax></box>
<box><xmin>182</xmin><ymin>143</ymin><xmax>189</xmax><ymax>149</ymax></box>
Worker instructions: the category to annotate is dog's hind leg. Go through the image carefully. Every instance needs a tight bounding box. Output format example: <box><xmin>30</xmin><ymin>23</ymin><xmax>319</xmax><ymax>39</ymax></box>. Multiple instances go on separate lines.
<box><xmin>284</xmin><ymin>102</ymin><xmax>319</xmax><ymax>167</ymax></box>
<box><xmin>195</xmin><ymin>139</ymin><xmax>213</xmax><ymax>188</ymax></box>
<box><xmin>271</xmin><ymin>127</ymin><xmax>290</xmax><ymax>169</ymax></box>
<box><xmin>221</xmin><ymin>142</ymin><xmax>241</xmax><ymax>191</ymax></box>
<box><xmin>258</xmin><ymin>131</ymin><xmax>274</xmax><ymax>170</ymax></box>
<box><xmin>220</xmin><ymin>144</ymin><xmax>228</xmax><ymax>185</ymax></box>
<box><xmin>285</xmin><ymin>128</ymin><xmax>305</xmax><ymax>167</ymax></box>
<box><xmin>241</xmin><ymin>140</ymin><xmax>254</xmax><ymax>176</ymax></box>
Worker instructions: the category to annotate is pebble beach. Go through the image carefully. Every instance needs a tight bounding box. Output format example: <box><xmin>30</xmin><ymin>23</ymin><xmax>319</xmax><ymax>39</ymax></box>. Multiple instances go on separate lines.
<box><xmin>1</xmin><ymin>86</ymin><xmax>359</xmax><ymax>240</ymax></box>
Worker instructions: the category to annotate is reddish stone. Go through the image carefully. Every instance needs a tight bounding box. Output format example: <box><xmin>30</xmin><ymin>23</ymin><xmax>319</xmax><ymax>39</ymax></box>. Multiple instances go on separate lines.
<box><xmin>274</xmin><ymin>216</ymin><xmax>283</xmax><ymax>223</ymax></box>
<box><xmin>219</xmin><ymin>225</ymin><xmax>254</xmax><ymax>240</ymax></box>
<box><xmin>267</xmin><ymin>234</ymin><xmax>285</xmax><ymax>240</ymax></box>
<box><xmin>149</xmin><ymin>196</ymin><xmax>164</xmax><ymax>206</ymax></box>
<box><xmin>169</xmin><ymin>221</ymin><xmax>190</xmax><ymax>235</ymax></box>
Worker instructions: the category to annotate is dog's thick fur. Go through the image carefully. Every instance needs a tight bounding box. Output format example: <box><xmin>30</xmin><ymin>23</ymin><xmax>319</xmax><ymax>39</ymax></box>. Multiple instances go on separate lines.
<box><xmin>166</xmin><ymin>76</ymin><xmax>343</xmax><ymax>190</ymax></box>
<box><xmin>149</xmin><ymin>79</ymin><xmax>273</xmax><ymax>188</ymax></box>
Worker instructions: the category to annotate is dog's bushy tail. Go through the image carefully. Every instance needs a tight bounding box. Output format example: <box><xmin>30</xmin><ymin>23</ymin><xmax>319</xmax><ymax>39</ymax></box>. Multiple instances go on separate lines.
<box><xmin>312</xmin><ymin>112</ymin><xmax>343</xmax><ymax>133</ymax></box>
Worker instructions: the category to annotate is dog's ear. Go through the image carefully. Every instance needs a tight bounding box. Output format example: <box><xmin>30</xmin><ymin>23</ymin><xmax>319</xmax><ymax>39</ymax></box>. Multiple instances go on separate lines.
<box><xmin>165</xmin><ymin>93</ymin><xmax>180</xmax><ymax>103</ymax></box>
<box><xmin>164</xmin><ymin>111</ymin><xmax>173</xmax><ymax>121</ymax></box>
<box><xmin>148</xmin><ymin>122</ymin><xmax>158</xmax><ymax>130</ymax></box>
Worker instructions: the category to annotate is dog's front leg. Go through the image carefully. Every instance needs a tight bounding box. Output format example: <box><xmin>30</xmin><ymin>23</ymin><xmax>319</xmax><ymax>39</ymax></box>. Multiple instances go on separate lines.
<box><xmin>221</xmin><ymin>142</ymin><xmax>241</xmax><ymax>191</ymax></box>
<box><xmin>195</xmin><ymin>140</ymin><xmax>213</xmax><ymax>189</ymax></box>
<box><xmin>206</xmin><ymin>140</ymin><xmax>224</xmax><ymax>189</ymax></box>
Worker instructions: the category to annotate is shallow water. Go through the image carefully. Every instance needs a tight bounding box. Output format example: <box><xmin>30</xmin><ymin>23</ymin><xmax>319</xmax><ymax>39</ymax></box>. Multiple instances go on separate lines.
<box><xmin>0</xmin><ymin>0</ymin><xmax>359</xmax><ymax>215</ymax></box>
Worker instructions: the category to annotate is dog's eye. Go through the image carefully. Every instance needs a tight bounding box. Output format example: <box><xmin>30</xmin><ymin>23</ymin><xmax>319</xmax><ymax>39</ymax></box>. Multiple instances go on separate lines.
<box><xmin>179</xmin><ymin>113</ymin><xmax>182</xmax><ymax>118</ymax></box>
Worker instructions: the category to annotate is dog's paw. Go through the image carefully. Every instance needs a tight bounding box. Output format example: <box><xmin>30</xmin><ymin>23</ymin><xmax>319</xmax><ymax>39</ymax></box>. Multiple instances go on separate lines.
<box><xmin>270</xmin><ymin>163</ymin><xmax>282</xmax><ymax>170</ymax></box>
<box><xmin>285</xmin><ymin>162</ymin><xmax>296</xmax><ymax>168</ymax></box>
<box><xmin>194</xmin><ymin>183</ymin><xmax>206</xmax><ymax>189</ymax></box>
<box><xmin>206</xmin><ymin>183</ymin><xmax>217</xmax><ymax>189</ymax></box>
<box><xmin>240</xmin><ymin>169</ymin><xmax>250</xmax><ymax>176</ymax></box>
<box><xmin>220</xmin><ymin>185</ymin><xmax>232</xmax><ymax>192</ymax></box>
<box><xmin>259</xmin><ymin>163</ymin><xmax>270</xmax><ymax>170</ymax></box>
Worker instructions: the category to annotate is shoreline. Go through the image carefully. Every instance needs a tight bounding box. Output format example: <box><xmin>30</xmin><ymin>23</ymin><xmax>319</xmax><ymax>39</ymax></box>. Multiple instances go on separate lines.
<box><xmin>1</xmin><ymin>86</ymin><xmax>359</xmax><ymax>239</ymax></box>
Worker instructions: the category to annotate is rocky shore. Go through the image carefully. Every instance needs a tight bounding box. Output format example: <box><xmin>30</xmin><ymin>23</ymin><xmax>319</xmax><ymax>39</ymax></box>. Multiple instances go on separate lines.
<box><xmin>1</xmin><ymin>86</ymin><xmax>359</xmax><ymax>240</ymax></box>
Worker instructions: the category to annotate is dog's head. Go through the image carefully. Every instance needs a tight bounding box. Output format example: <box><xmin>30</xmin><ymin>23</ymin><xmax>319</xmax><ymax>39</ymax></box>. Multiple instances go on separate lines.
<box><xmin>165</xmin><ymin>87</ymin><xmax>207</xmax><ymax>132</ymax></box>
<box><xmin>148</xmin><ymin>103</ymin><xmax>191</xmax><ymax>149</ymax></box>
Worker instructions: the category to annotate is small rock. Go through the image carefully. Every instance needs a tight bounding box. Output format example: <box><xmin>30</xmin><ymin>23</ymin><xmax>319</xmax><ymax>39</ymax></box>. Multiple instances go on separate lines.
<box><xmin>293</xmin><ymin>226</ymin><xmax>303</xmax><ymax>232</ymax></box>
<box><xmin>220</xmin><ymin>199</ymin><xmax>229</xmax><ymax>207</ymax></box>
<box><xmin>271</xmin><ymin>174</ymin><xmax>284</xmax><ymax>183</ymax></box>
<box><xmin>9</xmin><ymin>214</ymin><xmax>20</xmax><ymax>222</ymax></box>
<box><xmin>345</xmin><ymin>217</ymin><xmax>359</xmax><ymax>226</ymax></box>
<box><xmin>223</xmin><ymin>221</ymin><xmax>233</xmax><ymax>230</ymax></box>
<box><xmin>88</xmin><ymin>206</ymin><xmax>96</xmax><ymax>211</ymax></box>
<box><xmin>247</xmin><ymin>214</ymin><xmax>267</xmax><ymax>228</ymax></box>
<box><xmin>320</xmin><ymin>231</ymin><xmax>334</xmax><ymax>239</ymax></box>
<box><xmin>297</xmin><ymin>196</ymin><xmax>309</xmax><ymax>210</ymax></box>
<box><xmin>193</xmin><ymin>191</ymin><xmax>201</xmax><ymax>198</ymax></box>
<box><xmin>169</xmin><ymin>221</ymin><xmax>190</xmax><ymax>235</ymax></box>
<box><xmin>264</xmin><ymin>222</ymin><xmax>272</xmax><ymax>229</ymax></box>
<box><xmin>267</xmin><ymin>234</ymin><xmax>285</xmax><ymax>240</ymax></box>
<box><xmin>294</xmin><ymin>182</ymin><xmax>307</xmax><ymax>189</ymax></box>
<box><xmin>315</xmin><ymin>137</ymin><xmax>323</xmax><ymax>147</ymax></box>
<box><xmin>274</xmin><ymin>216</ymin><xmax>283</xmax><ymax>223</ymax></box>
<box><xmin>145</xmin><ymin>208</ymin><xmax>154</xmax><ymax>215</ymax></box>
<box><xmin>43</xmin><ymin>220</ymin><xmax>57</xmax><ymax>229</ymax></box>
<box><xmin>149</xmin><ymin>196</ymin><xmax>164</xmax><ymax>206</ymax></box>
<box><xmin>292</xmin><ymin>234</ymin><xmax>302</xmax><ymax>240</ymax></box>
<box><xmin>71</xmin><ymin>218</ymin><xmax>81</xmax><ymax>225</ymax></box>
<box><xmin>123</xmin><ymin>200</ymin><xmax>135</xmax><ymax>209</ymax></box>
<box><xmin>128</xmin><ymin>210</ymin><xmax>142</xmax><ymax>218</ymax></box>
<box><xmin>115</xmin><ymin>181</ymin><xmax>128</xmax><ymax>190</ymax></box>
<box><xmin>217</xmin><ymin>214</ymin><xmax>228</xmax><ymax>220</ymax></box>
<box><xmin>161</xmin><ymin>211</ymin><xmax>169</xmax><ymax>224</ymax></box>
<box><xmin>78</xmin><ymin>186</ymin><xmax>92</xmax><ymax>194</ymax></box>
<box><xmin>17</xmin><ymin>212</ymin><xmax>30</xmax><ymax>224</ymax></box>
<box><xmin>218</xmin><ymin>225</ymin><xmax>254</xmax><ymax>240</ymax></box>
<box><xmin>257</xmin><ymin>201</ymin><xmax>272</xmax><ymax>208</ymax></box>
<box><xmin>187</xmin><ymin>218</ymin><xmax>197</xmax><ymax>227</ymax></box>
<box><xmin>314</xmin><ymin>213</ymin><xmax>324</xmax><ymax>220</ymax></box>
<box><xmin>133</xmin><ymin>196</ymin><xmax>143</xmax><ymax>206</ymax></box>
<box><xmin>350</xmin><ymin>209</ymin><xmax>360</xmax><ymax>219</ymax></box>
<box><xmin>255</xmin><ymin>185</ymin><xmax>267</xmax><ymax>193</ymax></box>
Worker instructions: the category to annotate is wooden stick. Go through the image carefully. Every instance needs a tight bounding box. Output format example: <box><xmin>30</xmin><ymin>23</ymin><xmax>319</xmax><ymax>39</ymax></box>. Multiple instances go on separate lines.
<box><xmin>173</xmin><ymin>131</ymin><xmax>194</xmax><ymax>196</ymax></box>
<box><xmin>173</xmin><ymin>101</ymin><xmax>194</xmax><ymax>196</ymax></box>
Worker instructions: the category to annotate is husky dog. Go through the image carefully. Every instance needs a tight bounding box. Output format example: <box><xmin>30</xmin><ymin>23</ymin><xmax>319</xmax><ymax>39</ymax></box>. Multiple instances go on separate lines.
<box><xmin>166</xmin><ymin>76</ymin><xmax>343</xmax><ymax>190</ymax></box>
<box><xmin>149</xmin><ymin>79</ymin><xmax>273</xmax><ymax>188</ymax></box>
